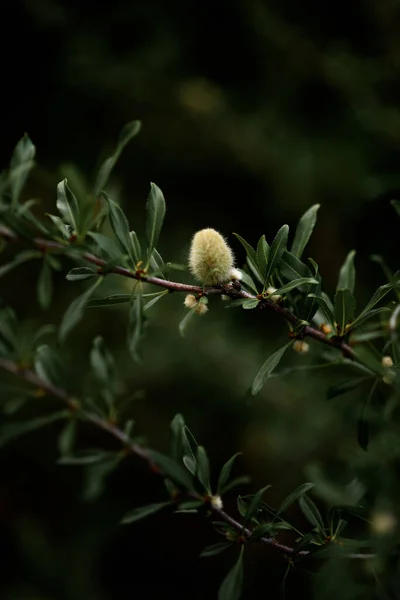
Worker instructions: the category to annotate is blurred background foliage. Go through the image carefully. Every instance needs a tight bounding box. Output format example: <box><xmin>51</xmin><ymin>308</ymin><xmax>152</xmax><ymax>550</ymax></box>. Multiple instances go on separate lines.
<box><xmin>1</xmin><ymin>0</ymin><xmax>400</xmax><ymax>598</ymax></box>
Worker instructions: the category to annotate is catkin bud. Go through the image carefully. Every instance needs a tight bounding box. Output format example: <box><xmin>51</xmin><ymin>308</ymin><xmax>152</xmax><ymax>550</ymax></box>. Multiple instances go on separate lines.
<box><xmin>184</xmin><ymin>294</ymin><xmax>198</xmax><ymax>309</ymax></box>
<box><xmin>266</xmin><ymin>286</ymin><xmax>282</xmax><ymax>303</ymax></box>
<box><xmin>188</xmin><ymin>228</ymin><xmax>234</xmax><ymax>285</ymax></box>
<box><xmin>210</xmin><ymin>495</ymin><xmax>223</xmax><ymax>510</ymax></box>
<box><xmin>370</xmin><ymin>511</ymin><xmax>397</xmax><ymax>535</ymax></box>
<box><xmin>194</xmin><ymin>302</ymin><xmax>208</xmax><ymax>316</ymax></box>
<box><xmin>320</xmin><ymin>323</ymin><xmax>332</xmax><ymax>335</ymax></box>
<box><xmin>293</xmin><ymin>340</ymin><xmax>310</xmax><ymax>353</ymax></box>
<box><xmin>382</xmin><ymin>355</ymin><xmax>394</xmax><ymax>368</ymax></box>
<box><xmin>229</xmin><ymin>268</ymin><xmax>243</xmax><ymax>281</ymax></box>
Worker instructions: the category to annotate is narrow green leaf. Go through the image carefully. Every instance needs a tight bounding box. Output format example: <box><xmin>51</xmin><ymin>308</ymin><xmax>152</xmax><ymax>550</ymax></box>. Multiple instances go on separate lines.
<box><xmin>56</xmin><ymin>179</ymin><xmax>80</xmax><ymax>232</ymax></box>
<box><xmin>242</xmin><ymin>299</ymin><xmax>260</xmax><ymax>310</ymax></box>
<box><xmin>248</xmin><ymin>522</ymin><xmax>277</xmax><ymax>541</ymax></box>
<box><xmin>236</xmin><ymin>269</ymin><xmax>258</xmax><ymax>294</ymax></box>
<box><xmin>291</xmin><ymin>204</ymin><xmax>320</xmax><ymax>258</ymax></box>
<box><xmin>298</xmin><ymin>494</ymin><xmax>325</xmax><ymax>532</ymax></box>
<box><xmin>127</xmin><ymin>288</ymin><xmax>146</xmax><ymax>362</ymax></box>
<box><xmin>129</xmin><ymin>231</ymin><xmax>142</xmax><ymax>265</ymax></box>
<box><xmin>37</xmin><ymin>260</ymin><xmax>53</xmax><ymax>309</ymax></box>
<box><xmin>264</xmin><ymin>224</ymin><xmax>289</xmax><ymax>286</ymax></box>
<box><xmin>276</xmin><ymin>482</ymin><xmax>315</xmax><ymax>518</ymax></box>
<box><xmin>179</xmin><ymin>309</ymin><xmax>195</xmax><ymax>337</ymax></box>
<box><xmin>170</xmin><ymin>413</ymin><xmax>186</xmax><ymax>461</ymax></box>
<box><xmin>256</xmin><ymin>235</ymin><xmax>269</xmax><ymax>279</ymax></box>
<box><xmin>90</xmin><ymin>336</ymin><xmax>115</xmax><ymax>395</ymax></box>
<box><xmin>34</xmin><ymin>345</ymin><xmax>65</xmax><ymax>387</ymax></box>
<box><xmin>352</xmin><ymin>279</ymin><xmax>400</xmax><ymax>327</ymax></box>
<box><xmin>83</xmin><ymin>456</ymin><xmax>120</xmax><ymax>501</ymax></box>
<box><xmin>58</xmin><ymin>451</ymin><xmax>113</xmax><ymax>465</ymax></box>
<box><xmin>144</xmin><ymin>290</ymin><xmax>169</xmax><ymax>310</ymax></box>
<box><xmin>146</xmin><ymin>183</ymin><xmax>166</xmax><ymax>260</ymax></box>
<box><xmin>66</xmin><ymin>267</ymin><xmax>98</xmax><ymax>281</ymax></box>
<box><xmin>10</xmin><ymin>134</ymin><xmax>35</xmax><ymax>206</ymax></box>
<box><xmin>217</xmin><ymin>453</ymin><xmax>241</xmax><ymax>495</ymax></box>
<box><xmin>59</xmin><ymin>279</ymin><xmax>102</xmax><ymax>342</ymax></box>
<box><xmin>58</xmin><ymin>419</ymin><xmax>77</xmax><ymax>456</ymax></box>
<box><xmin>273</xmin><ymin>277</ymin><xmax>318</xmax><ymax>297</ymax></box>
<box><xmin>86</xmin><ymin>294</ymin><xmax>131</xmax><ymax>308</ymax></box>
<box><xmin>219</xmin><ymin>476</ymin><xmax>251</xmax><ymax>494</ymax></box>
<box><xmin>337</xmin><ymin>250</ymin><xmax>356</xmax><ymax>294</ymax></box>
<box><xmin>200</xmin><ymin>543</ymin><xmax>231</xmax><ymax>558</ymax></box>
<box><xmin>347</xmin><ymin>307</ymin><xmax>390</xmax><ymax>332</ymax></box>
<box><xmin>104</xmin><ymin>193</ymin><xmax>134</xmax><ymax>264</ymax></box>
<box><xmin>308</xmin><ymin>294</ymin><xmax>335</xmax><ymax>326</ymax></box>
<box><xmin>94</xmin><ymin>121</ymin><xmax>141</xmax><ymax>196</ymax></box>
<box><xmin>87</xmin><ymin>231</ymin><xmax>122</xmax><ymax>260</ymax></box>
<box><xmin>244</xmin><ymin>485</ymin><xmax>272</xmax><ymax>525</ymax></box>
<box><xmin>327</xmin><ymin>378</ymin><xmax>369</xmax><ymax>399</ymax></box>
<box><xmin>281</xmin><ymin>250</ymin><xmax>313</xmax><ymax>283</ymax></box>
<box><xmin>196</xmin><ymin>445</ymin><xmax>211</xmax><ymax>493</ymax></box>
<box><xmin>251</xmin><ymin>342</ymin><xmax>291</xmax><ymax>396</ymax></box>
<box><xmin>147</xmin><ymin>450</ymin><xmax>194</xmax><ymax>491</ymax></box>
<box><xmin>0</xmin><ymin>411</ymin><xmax>69</xmax><ymax>449</ymax></box>
<box><xmin>218</xmin><ymin>546</ymin><xmax>244</xmax><ymax>600</ymax></box>
<box><xmin>334</xmin><ymin>289</ymin><xmax>356</xmax><ymax>335</ymax></box>
<box><xmin>46</xmin><ymin>214</ymin><xmax>70</xmax><ymax>239</ymax></box>
<box><xmin>149</xmin><ymin>247</ymin><xmax>166</xmax><ymax>278</ymax></box>
<box><xmin>233</xmin><ymin>233</ymin><xmax>263</xmax><ymax>283</ymax></box>
<box><xmin>121</xmin><ymin>501</ymin><xmax>172</xmax><ymax>524</ymax></box>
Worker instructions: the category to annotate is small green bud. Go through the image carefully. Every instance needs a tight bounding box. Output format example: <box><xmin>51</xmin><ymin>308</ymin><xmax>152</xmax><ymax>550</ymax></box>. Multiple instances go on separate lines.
<box><xmin>188</xmin><ymin>228</ymin><xmax>235</xmax><ymax>285</ymax></box>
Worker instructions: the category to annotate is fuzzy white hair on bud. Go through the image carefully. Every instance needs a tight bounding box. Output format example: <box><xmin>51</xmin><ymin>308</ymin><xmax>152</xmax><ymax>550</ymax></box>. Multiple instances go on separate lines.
<box><xmin>188</xmin><ymin>228</ymin><xmax>235</xmax><ymax>285</ymax></box>
<box><xmin>184</xmin><ymin>294</ymin><xmax>198</xmax><ymax>309</ymax></box>
<box><xmin>293</xmin><ymin>340</ymin><xmax>310</xmax><ymax>354</ymax></box>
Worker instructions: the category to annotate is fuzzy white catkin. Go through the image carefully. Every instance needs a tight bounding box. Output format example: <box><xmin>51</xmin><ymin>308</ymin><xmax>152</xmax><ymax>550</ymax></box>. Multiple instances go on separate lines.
<box><xmin>188</xmin><ymin>228</ymin><xmax>235</xmax><ymax>285</ymax></box>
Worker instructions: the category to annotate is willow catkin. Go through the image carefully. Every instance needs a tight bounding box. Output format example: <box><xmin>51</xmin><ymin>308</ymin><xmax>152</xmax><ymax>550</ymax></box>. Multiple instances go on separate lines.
<box><xmin>188</xmin><ymin>228</ymin><xmax>235</xmax><ymax>285</ymax></box>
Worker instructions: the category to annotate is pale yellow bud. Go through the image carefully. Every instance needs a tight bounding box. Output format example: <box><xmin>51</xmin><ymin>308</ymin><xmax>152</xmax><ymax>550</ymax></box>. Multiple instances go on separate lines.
<box><xmin>266</xmin><ymin>286</ymin><xmax>282</xmax><ymax>303</ymax></box>
<box><xmin>229</xmin><ymin>267</ymin><xmax>243</xmax><ymax>281</ymax></box>
<box><xmin>188</xmin><ymin>228</ymin><xmax>234</xmax><ymax>285</ymax></box>
<box><xmin>194</xmin><ymin>302</ymin><xmax>208</xmax><ymax>316</ymax></box>
<box><xmin>293</xmin><ymin>340</ymin><xmax>310</xmax><ymax>353</ymax></box>
<box><xmin>382</xmin><ymin>356</ymin><xmax>393</xmax><ymax>368</ymax></box>
<box><xmin>320</xmin><ymin>323</ymin><xmax>332</xmax><ymax>335</ymax></box>
<box><xmin>184</xmin><ymin>294</ymin><xmax>198</xmax><ymax>309</ymax></box>
<box><xmin>210</xmin><ymin>495</ymin><xmax>223</xmax><ymax>510</ymax></box>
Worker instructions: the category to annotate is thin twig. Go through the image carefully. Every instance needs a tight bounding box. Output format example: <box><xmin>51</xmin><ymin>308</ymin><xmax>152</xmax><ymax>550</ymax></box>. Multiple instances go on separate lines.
<box><xmin>0</xmin><ymin>357</ymin><xmax>374</xmax><ymax>560</ymax></box>
<box><xmin>0</xmin><ymin>228</ymin><xmax>354</xmax><ymax>358</ymax></box>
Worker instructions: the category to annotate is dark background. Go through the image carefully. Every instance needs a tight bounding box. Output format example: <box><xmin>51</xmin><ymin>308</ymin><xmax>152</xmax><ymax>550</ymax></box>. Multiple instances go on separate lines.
<box><xmin>1</xmin><ymin>1</ymin><xmax>400</xmax><ymax>598</ymax></box>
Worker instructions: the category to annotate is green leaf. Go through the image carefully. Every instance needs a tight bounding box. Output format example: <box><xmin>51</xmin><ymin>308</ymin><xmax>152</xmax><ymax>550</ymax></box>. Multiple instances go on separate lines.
<box><xmin>236</xmin><ymin>269</ymin><xmax>258</xmax><ymax>294</ymax></box>
<box><xmin>352</xmin><ymin>279</ymin><xmax>400</xmax><ymax>328</ymax></box>
<box><xmin>256</xmin><ymin>235</ymin><xmax>269</xmax><ymax>279</ymax></box>
<box><xmin>242</xmin><ymin>299</ymin><xmax>260</xmax><ymax>310</ymax></box>
<box><xmin>170</xmin><ymin>413</ymin><xmax>186</xmax><ymax>461</ymax></box>
<box><xmin>66</xmin><ymin>267</ymin><xmax>98</xmax><ymax>281</ymax></box>
<box><xmin>147</xmin><ymin>450</ymin><xmax>194</xmax><ymax>491</ymax></box>
<box><xmin>34</xmin><ymin>345</ymin><xmax>65</xmax><ymax>388</ymax></box>
<box><xmin>83</xmin><ymin>456</ymin><xmax>120</xmax><ymax>501</ymax></box>
<box><xmin>104</xmin><ymin>193</ymin><xmax>135</xmax><ymax>265</ymax></box>
<box><xmin>56</xmin><ymin>179</ymin><xmax>80</xmax><ymax>232</ymax></box>
<box><xmin>59</xmin><ymin>279</ymin><xmax>102</xmax><ymax>342</ymax></box>
<box><xmin>58</xmin><ymin>419</ymin><xmax>77</xmax><ymax>456</ymax></box>
<box><xmin>37</xmin><ymin>260</ymin><xmax>53</xmax><ymax>310</ymax></box>
<box><xmin>129</xmin><ymin>231</ymin><xmax>142</xmax><ymax>265</ymax></box>
<box><xmin>196</xmin><ymin>445</ymin><xmax>211</xmax><ymax>493</ymax></box>
<box><xmin>248</xmin><ymin>522</ymin><xmax>278</xmax><ymax>541</ymax></box>
<box><xmin>298</xmin><ymin>494</ymin><xmax>325</xmax><ymax>532</ymax></box>
<box><xmin>46</xmin><ymin>214</ymin><xmax>70</xmax><ymax>240</ymax></box>
<box><xmin>308</xmin><ymin>294</ymin><xmax>335</xmax><ymax>326</ymax></box>
<box><xmin>145</xmin><ymin>183</ymin><xmax>166</xmax><ymax>262</ymax></box>
<box><xmin>232</xmin><ymin>233</ymin><xmax>263</xmax><ymax>284</ymax></box>
<box><xmin>121</xmin><ymin>501</ymin><xmax>172</xmax><ymax>524</ymax></box>
<box><xmin>244</xmin><ymin>485</ymin><xmax>272</xmax><ymax>526</ymax></box>
<box><xmin>86</xmin><ymin>294</ymin><xmax>132</xmax><ymax>308</ymax></box>
<box><xmin>337</xmin><ymin>250</ymin><xmax>356</xmax><ymax>294</ymax></box>
<box><xmin>144</xmin><ymin>290</ymin><xmax>169</xmax><ymax>311</ymax></box>
<box><xmin>179</xmin><ymin>309</ymin><xmax>195</xmax><ymax>337</ymax></box>
<box><xmin>291</xmin><ymin>204</ymin><xmax>320</xmax><ymax>258</ymax></box>
<box><xmin>264</xmin><ymin>224</ymin><xmax>289</xmax><ymax>287</ymax></box>
<box><xmin>251</xmin><ymin>342</ymin><xmax>291</xmax><ymax>396</ymax></box>
<box><xmin>0</xmin><ymin>250</ymin><xmax>41</xmax><ymax>279</ymax></box>
<box><xmin>87</xmin><ymin>231</ymin><xmax>122</xmax><ymax>260</ymax></box>
<box><xmin>94</xmin><ymin>121</ymin><xmax>141</xmax><ymax>196</ymax></box>
<box><xmin>219</xmin><ymin>476</ymin><xmax>251</xmax><ymax>494</ymax></box>
<box><xmin>273</xmin><ymin>277</ymin><xmax>318</xmax><ymax>297</ymax></box>
<box><xmin>90</xmin><ymin>336</ymin><xmax>116</xmax><ymax>409</ymax></box>
<box><xmin>58</xmin><ymin>450</ymin><xmax>113</xmax><ymax>465</ymax></box>
<box><xmin>217</xmin><ymin>453</ymin><xmax>241</xmax><ymax>495</ymax></box>
<box><xmin>10</xmin><ymin>134</ymin><xmax>35</xmax><ymax>206</ymax></box>
<box><xmin>334</xmin><ymin>289</ymin><xmax>356</xmax><ymax>335</ymax></box>
<box><xmin>127</xmin><ymin>287</ymin><xmax>146</xmax><ymax>362</ymax></box>
<box><xmin>200</xmin><ymin>543</ymin><xmax>231</xmax><ymax>558</ymax></box>
<box><xmin>276</xmin><ymin>482</ymin><xmax>315</xmax><ymax>518</ymax></box>
<box><xmin>280</xmin><ymin>250</ymin><xmax>313</xmax><ymax>283</ymax></box>
<box><xmin>0</xmin><ymin>410</ymin><xmax>69</xmax><ymax>449</ymax></box>
<box><xmin>218</xmin><ymin>546</ymin><xmax>244</xmax><ymax>600</ymax></box>
<box><xmin>327</xmin><ymin>378</ymin><xmax>369</xmax><ymax>400</ymax></box>
<box><xmin>358</xmin><ymin>381</ymin><xmax>379</xmax><ymax>451</ymax></box>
